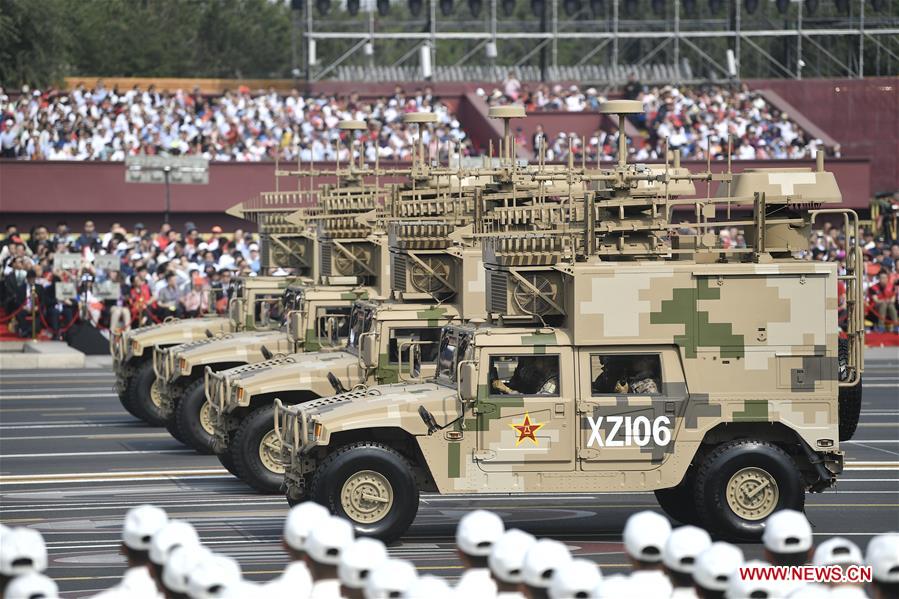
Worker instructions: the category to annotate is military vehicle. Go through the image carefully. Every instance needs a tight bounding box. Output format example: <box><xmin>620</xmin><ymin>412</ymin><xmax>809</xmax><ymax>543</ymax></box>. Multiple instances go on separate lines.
<box><xmin>274</xmin><ymin>101</ymin><xmax>864</xmax><ymax>543</ymax></box>
<box><xmin>112</xmin><ymin>274</ymin><xmax>305</xmax><ymax>426</ymax></box>
<box><xmin>203</xmin><ymin>111</ymin><xmax>495</xmax><ymax>493</ymax></box>
<box><xmin>158</xmin><ymin>168</ymin><xmax>391</xmax><ymax>453</ymax></box>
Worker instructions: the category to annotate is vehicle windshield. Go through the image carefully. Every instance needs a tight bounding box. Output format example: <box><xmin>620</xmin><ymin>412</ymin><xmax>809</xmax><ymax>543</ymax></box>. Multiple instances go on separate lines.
<box><xmin>436</xmin><ymin>329</ymin><xmax>471</xmax><ymax>385</ymax></box>
<box><xmin>346</xmin><ymin>305</ymin><xmax>375</xmax><ymax>351</ymax></box>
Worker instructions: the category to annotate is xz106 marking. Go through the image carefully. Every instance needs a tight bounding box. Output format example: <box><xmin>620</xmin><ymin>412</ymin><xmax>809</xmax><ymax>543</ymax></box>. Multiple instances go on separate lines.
<box><xmin>586</xmin><ymin>415</ymin><xmax>672</xmax><ymax>447</ymax></box>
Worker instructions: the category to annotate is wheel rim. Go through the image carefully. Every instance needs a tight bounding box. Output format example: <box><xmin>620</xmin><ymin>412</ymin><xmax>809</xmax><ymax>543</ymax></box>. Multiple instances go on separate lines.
<box><xmin>150</xmin><ymin>380</ymin><xmax>163</xmax><ymax>409</ymax></box>
<box><xmin>199</xmin><ymin>401</ymin><xmax>215</xmax><ymax>436</ymax></box>
<box><xmin>726</xmin><ymin>466</ymin><xmax>780</xmax><ymax>521</ymax></box>
<box><xmin>258</xmin><ymin>430</ymin><xmax>285</xmax><ymax>474</ymax></box>
<box><xmin>340</xmin><ymin>470</ymin><xmax>394</xmax><ymax>525</ymax></box>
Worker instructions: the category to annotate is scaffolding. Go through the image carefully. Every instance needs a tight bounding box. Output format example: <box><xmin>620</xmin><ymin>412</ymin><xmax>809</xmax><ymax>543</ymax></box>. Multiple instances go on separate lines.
<box><xmin>292</xmin><ymin>0</ymin><xmax>899</xmax><ymax>82</ymax></box>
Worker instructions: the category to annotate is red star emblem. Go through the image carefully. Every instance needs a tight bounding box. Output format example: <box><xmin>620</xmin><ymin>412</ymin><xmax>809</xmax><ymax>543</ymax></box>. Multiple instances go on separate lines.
<box><xmin>510</xmin><ymin>412</ymin><xmax>543</xmax><ymax>446</ymax></box>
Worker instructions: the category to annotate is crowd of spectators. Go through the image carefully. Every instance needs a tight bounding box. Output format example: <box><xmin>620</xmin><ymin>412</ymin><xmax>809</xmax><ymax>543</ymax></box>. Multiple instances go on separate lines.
<box><xmin>3</xmin><ymin>503</ymin><xmax>898</xmax><ymax>598</ymax></box>
<box><xmin>0</xmin><ymin>83</ymin><xmax>472</xmax><ymax>163</ymax></box>
<box><xmin>0</xmin><ymin>220</ymin><xmax>265</xmax><ymax>339</ymax></box>
<box><xmin>488</xmin><ymin>71</ymin><xmax>832</xmax><ymax>164</ymax></box>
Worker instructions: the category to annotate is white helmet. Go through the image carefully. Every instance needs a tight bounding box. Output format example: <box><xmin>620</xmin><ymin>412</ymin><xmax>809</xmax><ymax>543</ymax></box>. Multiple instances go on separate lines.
<box><xmin>522</xmin><ymin>539</ymin><xmax>572</xmax><ymax>589</ymax></box>
<box><xmin>218</xmin><ymin>580</ymin><xmax>264</xmax><ymax>598</ymax></box>
<box><xmin>813</xmin><ymin>537</ymin><xmax>863</xmax><ymax>568</ymax></box>
<box><xmin>0</xmin><ymin>527</ymin><xmax>48</xmax><ymax>576</ymax></box>
<box><xmin>694</xmin><ymin>542</ymin><xmax>744</xmax><ymax>592</ymax></box>
<box><xmin>149</xmin><ymin>520</ymin><xmax>200</xmax><ymax>566</ymax></box>
<box><xmin>123</xmin><ymin>504</ymin><xmax>169</xmax><ymax>551</ymax></box>
<box><xmin>623</xmin><ymin>511</ymin><xmax>671</xmax><ymax>563</ymax></box>
<box><xmin>339</xmin><ymin>537</ymin><xmax>389</xmax><ymax>590</ymax></box>
<box><xmin>548</xmin><ymin>559</ymin><xmax>602</xmax><ymax>599</ymax></box>
<box><xmin>456</xmin><ymin>510</ymin><xmax>505</xmax><ymax>557</ymax></box>
<box><xmin>186</xmin><ymin>554</ymin><xmax>242</xmax><ymax>599</ymax></box>
<box><xmin>163</xmin><ymin>544</ymin><xmax>212</xmax><ymax>593</ymax></box>
<box><xmin>596</xmin><ymin>574</ymin><xmax>632</xmax><ymax>598</ymax></box>
<box><xmin>364</xmin><ymin>559</ymin><xmax>418</xmax><ymax>599</ymax></box>
<box><xmin>725</xmin><ymin>560</ymin><xmax>779</xmax><ymax>599</ymax></box>
<box><xmin>867</xmin><ymin>533</ymin><xmax>899</xmax><ymax>583</ymax></box>
<box><xmin>762</xmin><ymin>510</ymin><xmax>813</xmax><ymax>555</ymax></box>
<box><xmin>628</xmin><ymin>570</ymin><xmax>672</xmax><ymax>595</ymax></box>
<box><xmin>455</xmin><ymin>568</ymin><xmax>497</xmax><ymax>596</ymax></box>
<box><xmin>408</xmin><ymin>575</ymin><xmax>453</xmax><ymax>598</ymax></box>
<box><xmin>489</xmin><ymin>529</ymin><xmax>536</xmax><ymax>584</ymax></box>
<box><xmin>663</xmin><ymin>525</ymin><xmax>712</xmax><ymax>574</ymax></box>
<box><xmin>306</xmin><ymin>516</ymin><xmax>354</xmax><ymax>566</ymax></box>
<box><xmin>4</xmin><ymin>572</ymin><xmax>59</xmax><ymax>599</ymax></box>
<box><xmin>283</xmin><ymin>501</ymin><xmax>330</xmax><ymax>552</ymax></box>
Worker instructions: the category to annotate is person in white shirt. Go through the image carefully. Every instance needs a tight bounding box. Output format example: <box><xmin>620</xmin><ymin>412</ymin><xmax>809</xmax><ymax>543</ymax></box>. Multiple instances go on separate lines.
<box><xmin>93</xmin><ymin>504</ymin><xmax>169</xmax><ymax>598</ymax></box>
<box><xmin>262</xmin><ymin>501</ymin><xmax>321</xmax><ymax>594</ymax></box>
<box><xmin>455</xmin><ymin>510</ymin><xmax>504</xmax><ymax>597</ymax></box>
<box><xmin>304</xmin><ymin>515</ymin><xmax>355</xmax><ymax>599</ymax></box>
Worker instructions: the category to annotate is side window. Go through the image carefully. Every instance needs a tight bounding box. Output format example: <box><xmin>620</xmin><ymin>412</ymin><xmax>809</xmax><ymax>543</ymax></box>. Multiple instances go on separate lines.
<box><xmin>590</xmin><ymin>354</ymin><xmax>662</xmax><ymax>395</ymax></box>
<box><xmin>314</xmin><ymin>306</ymin><xmax>353</xmax><ymax>339</ymax></box>
<box><xmin>254</xmin><ymin>293</ymin><xmax>284</xmax><ymax>326</ymax></box>
<box><xmin>388</xmin><ymin>327</ymin><xmax>442</xmax><ymax>364</ymax></box>
<box><xmin>489</xmin><ymin>355</ymin><xmax>560</xmax><ymax>397</ymax></box>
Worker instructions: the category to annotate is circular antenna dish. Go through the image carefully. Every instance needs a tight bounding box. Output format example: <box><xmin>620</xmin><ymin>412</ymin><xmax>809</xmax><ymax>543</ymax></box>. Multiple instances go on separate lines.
<box><xmin>488</xmin><ymin>105</ymin><xmax>526</xmax><ymax>119</ymax></box>
<box><xmin>599</xmin><ymin>100</ymin><xmax>644</xmax><ymax>115</ymax></box>
<box><xmin>404</xmin><ymin>112</ymin><xmax>439</xmax><ymax>124</ymax></box>
<box><xmin>338</xmin><ymin>119</ymin><xmax>367</xmax><ymax>130</ymax></box>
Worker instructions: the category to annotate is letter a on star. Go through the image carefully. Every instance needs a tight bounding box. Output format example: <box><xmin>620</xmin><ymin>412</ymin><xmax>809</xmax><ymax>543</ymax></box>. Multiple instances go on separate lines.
<box><xmin>510</xmin><ymin>412</ymin><xmax>543</xmax><ymax>446</ymax></box>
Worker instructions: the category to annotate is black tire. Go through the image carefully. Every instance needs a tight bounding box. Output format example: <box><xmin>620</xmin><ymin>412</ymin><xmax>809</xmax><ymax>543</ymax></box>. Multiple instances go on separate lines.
<box><xmin>129</xmin><ymin>361</ymin><xmax>167</xmax><ymax>426</ymax></box>
<box><xmin>838</xmin><ymin>339</ymin><xmax>862</xmax><ymax>441</ymax></box>
<box><xmin>217</xmin><ymin>450</ymin><xmax>240</xmax><ymax>477</ymax></box>
<box><xmin>164</xmin><ymin>412</ymin><xmax>189</xmax><ymax>445</ymax></box>
<box><xmin>231</xmin><ymin>404</ymin><xmax>285</xmax><ymax>494</ymax></box>
<box><xmin>117</xmin><ymin>387</ymin><xmax>142</xmax><ymax>419</ymax></box>
<box><xmin>694</xmin><ymin>439</ymin><xmax>804</xmax><ymax>540</ymax></box>
<box><xmin>654</xmin><ymin>468</ymin><xmax>699</xmax><ymax>525</ymax></box>
<box><xmin>175</xmin><ymin>379</ymin><xmax>215</xmax><ymax>454</ymax></box>
<box><xmin>310</xmin><ymin>442</ymin><xmax>419</xmax><ymax>543</ymax></box>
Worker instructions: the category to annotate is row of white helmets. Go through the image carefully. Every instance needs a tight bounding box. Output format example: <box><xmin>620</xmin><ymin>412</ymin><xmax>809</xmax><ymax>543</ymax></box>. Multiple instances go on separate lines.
<box><xmin>2</xmin><ymin>504</ymin><xmax>898</xmax><ymax>599</ymax></box>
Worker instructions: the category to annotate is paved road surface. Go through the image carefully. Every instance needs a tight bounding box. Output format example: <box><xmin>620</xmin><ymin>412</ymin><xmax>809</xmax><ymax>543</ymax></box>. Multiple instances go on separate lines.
<box><xmin>1</xmin><ymin>354</ymin><xmax>897</xmax><ymax>596</ymax></box>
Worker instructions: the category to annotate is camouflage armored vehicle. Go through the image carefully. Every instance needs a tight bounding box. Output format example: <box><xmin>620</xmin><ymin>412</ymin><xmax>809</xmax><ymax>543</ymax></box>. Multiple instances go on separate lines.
<box><xmin>275</xmin><ymin>101</ymin><xmax>864</xmax><ymax>542</ymax></box>
<box><xmin>158</xmin><ymin>175</ymin><xmax>391</xmax><ymax>454</ymax></box>
<box><xmin>112</xmin><ymin>274</ymin><xmax>304</xmax><ymax>426</ymax></box>
<box><xmin>203</xmin><ymin>111</ymin><xmax>494</xmax><ymax>492</ymax></box>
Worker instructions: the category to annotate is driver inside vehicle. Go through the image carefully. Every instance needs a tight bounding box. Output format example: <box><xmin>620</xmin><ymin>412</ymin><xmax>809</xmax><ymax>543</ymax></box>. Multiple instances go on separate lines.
<box><xmin>490</xmin><ymin>355</ymin><xmax>559</xmax><ymax>395</ymax></box>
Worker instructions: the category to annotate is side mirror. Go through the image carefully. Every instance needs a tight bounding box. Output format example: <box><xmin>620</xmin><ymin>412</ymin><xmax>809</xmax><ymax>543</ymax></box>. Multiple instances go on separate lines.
<box><xmin>410</xmin><ymin>343</ymin><xmax>422</xmax><ymax>380</ymax></box>
<box><xmin>326</xmin><ymin>316</ymin><xmax>338</xmax><ymax>345</ymax></box>
<box><xmin>459</xmin><ymin>362</ymin><xmax>478</xmax><ymax>403</ymax></box>
<box><xmin>361</xmin><ymin>333</ymin><xmax>377</xmax><ymax>369</ymax></box>
<box><xmin>398</xmin><ymin>341</ymin><xmax>424</xmax><ymax>382</ymax></box>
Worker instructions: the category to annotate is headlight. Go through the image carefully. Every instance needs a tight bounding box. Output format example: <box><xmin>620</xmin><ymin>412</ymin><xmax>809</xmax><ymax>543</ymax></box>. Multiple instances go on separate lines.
<box><xmin>179</xmin><ymin>358</ymin><xmax>189</xmax><ymax>374</ymax></box>
<box><xmin>236</xmin><ymin>387</ymin><xmax>245</xmax><ymax>403</ymax></box>
<box><xmin>131</xmin><ymin>339</ymin><xmax>140</xmax><ymax>354</ymax></box>
<box><xmin>313</xmin><ymin>421</ymin><xmax>323</xmax><ymax>441</ymax></box>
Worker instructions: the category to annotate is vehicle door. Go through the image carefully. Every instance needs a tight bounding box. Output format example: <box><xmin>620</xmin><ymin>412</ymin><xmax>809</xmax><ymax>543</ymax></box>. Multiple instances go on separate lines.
<box><xmin>576</xmin><ymin>346</ymin><xmax>687</xmax><ymax>471</ymax></box>
<box><xmin>475</xmin><ymin>347</ymin><xmax>576</xmax><ymax>471</ymax></box>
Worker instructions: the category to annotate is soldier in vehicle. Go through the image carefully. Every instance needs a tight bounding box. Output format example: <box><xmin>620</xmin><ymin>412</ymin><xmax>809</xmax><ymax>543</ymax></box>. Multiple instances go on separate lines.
<box><xmin>455</xmin><ymin>510</ymin><xmax>504</xmax><ymax>596</ymax></box>
<box><xmin>614</xmin><ymin>356</ymin><xmax>661</xmax><ymax>395</ymax></box>
<box><xmin>491</xmin><ymin>356</ymin><xmax>559</xmax><ymax>395</ymax></box>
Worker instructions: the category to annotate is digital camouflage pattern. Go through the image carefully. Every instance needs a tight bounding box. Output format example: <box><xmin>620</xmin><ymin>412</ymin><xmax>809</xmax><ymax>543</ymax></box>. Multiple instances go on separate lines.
<box><xmin>207</xmin><ymin>301</ymin><xmax>459</xmax><ymax>452</ymax></box>
<box><xmin>275</xmin><ymin>103</ymin><xmax>862</xmax><ymax>518</ymax></box>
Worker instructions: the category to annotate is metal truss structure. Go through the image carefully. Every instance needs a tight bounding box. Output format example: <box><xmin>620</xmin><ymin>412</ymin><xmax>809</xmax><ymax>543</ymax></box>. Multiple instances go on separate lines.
<box><xmin>291</xmin><ymin>0</ymin><xmax>899</xmax><ymax>82</ymax></box>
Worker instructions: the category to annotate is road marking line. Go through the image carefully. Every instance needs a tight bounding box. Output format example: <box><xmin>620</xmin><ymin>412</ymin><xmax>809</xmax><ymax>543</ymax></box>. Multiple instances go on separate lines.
<box><xmin>0</xmin><ymin>449</ymin><xmax>196</xmax><ymax>459</ymax></box>
<box><xmin>0</xmin><ymin>468</ymin><xmax>229</xmax><ymax>484</ymax></box>
<box><xmin>0</xmin><ymin>393</ymin><xmax>118</xmax><ymax>400</ymax></box>
<box><xmin>0</xmin><ymin>422</ymin><xmax>138</xmax><ymax>430</ymax></box>
<box><xmin>862</xmin><ymin>384</ymin><xmax>899</xmax><ymax>388</ymax></box>
<box><xmin>1</xmin><ymin>432</ymin><xmax>170</xmax><ymax>441</ymax></box>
